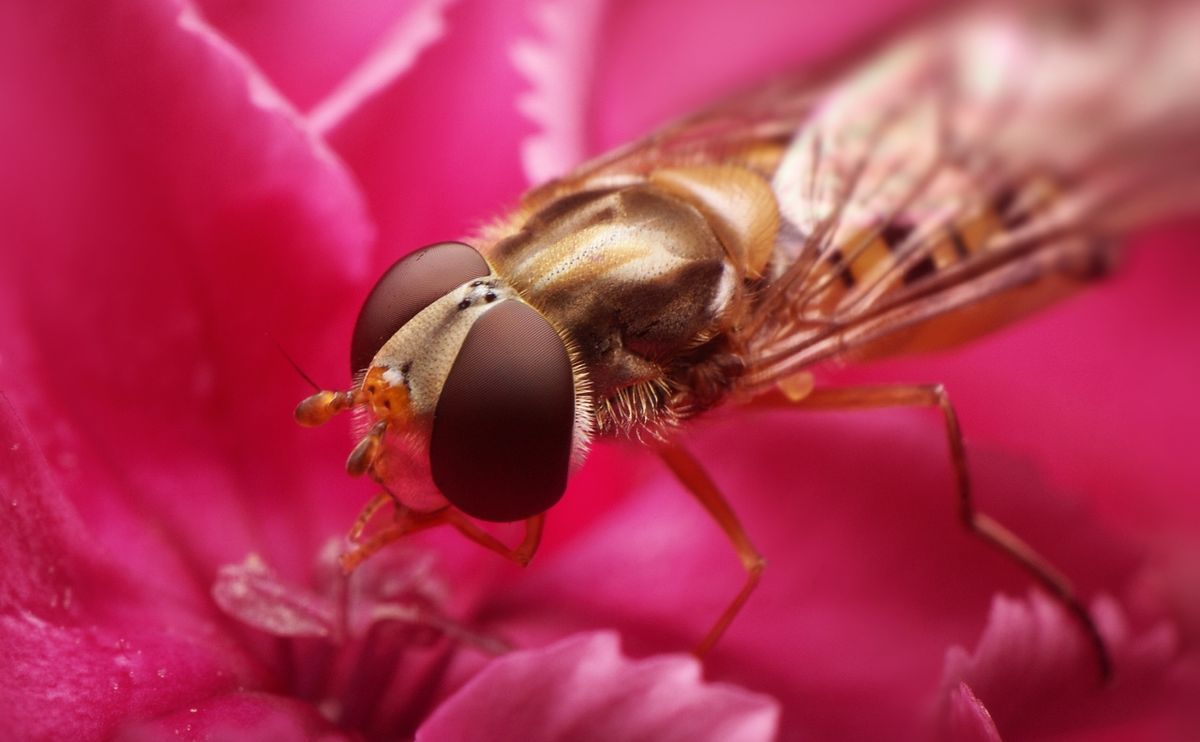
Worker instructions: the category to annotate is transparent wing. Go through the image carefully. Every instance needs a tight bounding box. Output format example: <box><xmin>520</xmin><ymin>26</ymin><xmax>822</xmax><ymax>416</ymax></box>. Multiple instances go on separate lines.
<box><xmin>734</xmin><ymin>0</ymin><xmax>1200</xmax><ymax>391</ymax></box>
<box><xmin>568</xmin><ymin>77</ymin><xmax>818</xmax><ymax>182</ymax></box>
<box><xmin>524</xmin><ymin>8</ymin><xmax>939</xmax><ymax>194</ymax></box>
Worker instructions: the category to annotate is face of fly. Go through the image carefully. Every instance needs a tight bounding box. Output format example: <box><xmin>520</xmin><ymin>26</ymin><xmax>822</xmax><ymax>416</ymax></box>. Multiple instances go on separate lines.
<box><xmin>298</xmin><ymin>242</ymin><xmax>590</xmax><ymax>524</ymax></box>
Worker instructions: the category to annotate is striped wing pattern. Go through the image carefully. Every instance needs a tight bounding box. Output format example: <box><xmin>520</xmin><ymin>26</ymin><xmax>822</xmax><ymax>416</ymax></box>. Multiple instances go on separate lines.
<box><xmin>738</xmin><ymin>0</ymin><xmax>1200</xmax><ymax>389</ymax></box>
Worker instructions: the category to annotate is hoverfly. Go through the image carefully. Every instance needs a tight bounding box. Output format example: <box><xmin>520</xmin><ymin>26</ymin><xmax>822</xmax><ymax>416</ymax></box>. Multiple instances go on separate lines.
<box><xmin>296</xmin><ymin>0</ymin><xmax>1200</xmax><ymax>680</ymax></box>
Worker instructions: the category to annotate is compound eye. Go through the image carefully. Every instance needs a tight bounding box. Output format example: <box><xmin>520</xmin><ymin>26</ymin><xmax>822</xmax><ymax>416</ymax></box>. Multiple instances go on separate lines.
<box><xmin>430</xmin><ymin>301</ymin><xmax>576</xmax><ymax>522</ymax></box>
<box><xmin>350</xmin><ymin>242</ymin><xmax>490</xmax><ymax>374</ymax></box>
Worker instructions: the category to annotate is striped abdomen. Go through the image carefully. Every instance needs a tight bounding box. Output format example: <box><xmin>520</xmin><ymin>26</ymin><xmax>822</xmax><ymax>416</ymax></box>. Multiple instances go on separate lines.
<box><xmin>794</xmin><ymin>172</ymin><xmax>1116</xmax><ymax>364</ymax></box>
<box><xmin>823</xmin><ymin>176</ymin><xmax>1061</xmax><ymax>299</ymax></box>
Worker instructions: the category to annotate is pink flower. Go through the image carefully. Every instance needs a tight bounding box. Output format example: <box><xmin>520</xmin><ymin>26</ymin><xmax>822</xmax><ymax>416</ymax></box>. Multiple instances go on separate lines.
<box><xmin>1</xmin><ymin>1</ymin><xmax>1197</xmax><ymax>740</ymax></box>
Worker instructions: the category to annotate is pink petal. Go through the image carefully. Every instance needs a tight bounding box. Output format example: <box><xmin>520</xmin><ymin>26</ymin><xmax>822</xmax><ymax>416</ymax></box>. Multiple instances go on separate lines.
<box><xmin>0</xmin><ymin>0</ymin><xmax>373</xmax><ymax>579</ymax></box>
<box><xmin>511</xmin><ymin>0</ymin><xmax>606</xmax><ymax>183</ymax></box>
<box><xmin>0</xmin><ymin>397</ymin><xmax>263</xmax><ymax>739</ymax></box>
<box><xmin>939</xmin><ymin>592</ymin><xmax>1194</xmax><ymax>739</ymax></box>
<box><xmin>212</xmin><ymin>555</ymin><xmax>339</xmax><ymax>640</ymax></box>
<box><xmin>940</xmin><ymin>683</ymin><xmax>1002</xmax><ymax>742</ymax></box>
<box><xmin>417</xmin><ymin>632</ymin><xmax>779</xmax><ymax>741</ymax></box>
<box><xmin>194</xmin><ymin>0</ymin><xmax>431</xmax><ymax>114</ymax></box>
<box><xmin>325</xmin><ymin>0</ymin><xmax>541</xmax><ymax>278</ymax></box>
<box><xmin>306</xmin><ymin>0</ymin><xmax>459</xmax><ymax>135</ymax></box>
<box><xmin>115</xmin><ymin>691</ymin><xmax>346</xmax><ymax>742</ymax></box>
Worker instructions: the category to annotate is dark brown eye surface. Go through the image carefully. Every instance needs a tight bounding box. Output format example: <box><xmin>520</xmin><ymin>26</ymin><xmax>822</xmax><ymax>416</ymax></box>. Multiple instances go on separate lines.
<box><xmin>350</xmin><ymin>242</ymin><xmax>490</xmax><ymax>374</ymax></box>
<box><xmin>430</xmin><ymin>301</ymin><xmax>576</xmax><ymax>522</ymax></box>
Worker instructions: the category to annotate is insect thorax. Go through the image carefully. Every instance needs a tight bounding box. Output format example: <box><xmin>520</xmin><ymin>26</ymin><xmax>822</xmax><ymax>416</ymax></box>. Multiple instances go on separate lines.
<box><xmin>483</xmin><ymin>181</ymin><xmax>751</xmax><ymax>439</ymax></box>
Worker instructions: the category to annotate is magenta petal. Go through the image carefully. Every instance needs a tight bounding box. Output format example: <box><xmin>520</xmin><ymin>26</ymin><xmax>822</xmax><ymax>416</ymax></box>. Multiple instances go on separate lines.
<box><xmin>417</xmin><ymin>632</ymin><xmax>779</xmax><ymax>742</ymax></box>
<box><xmin>0</xmin><ymin>0</ymin><xmax>374</xmax><ymax>577</ymax></box>
<box><xmin>307</xmin><ymin>0</ymin><xmax>459</xmax><ymax>134</ymax></box>
<box><xmin>511</xmin><ymin>0</ymin><xmax>606</xmax><ymax>182</ymax></box>
<box><xmin>939</xmin><ymin>592</ymin><xmax>1188</xmax><ymax>739</ymax></box>
<box><xmin>940</xmin><ymin>683</ymin><xmax>1002</xmax><ymax>742</ymax></box>
<box><xmin>195</xmin><ymin>0</ymin><xmax>432</xmax><ymax>114</ymax></box>
<box><xmin>115</xmin><ymin>691</ymin><xmax>346</xmax><ymax>742</ymax></box>
<box><xmin>0</xmin><ymin>397</ymin><xmax>262</xmax><ymax>739</ymax></box>
<box><xmin>325</xmin><ymin>0</ymin><xmax>539</xmax><ymax>277</ymax></box>
<box><xmin>212</xmin><ymin>555</ymin><xmax>338</xmax><ymax>640</ymax></box>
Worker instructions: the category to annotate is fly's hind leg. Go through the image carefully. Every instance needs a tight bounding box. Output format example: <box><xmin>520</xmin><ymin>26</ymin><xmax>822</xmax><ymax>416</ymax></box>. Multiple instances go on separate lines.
<box><xmin>658</xmin><ymin>443</ymin><xmax>765</xmax><ymax>657</ymax></box>
<box><xmin>749</xmin><ymin>381</ymin><xmax>1112</xmax><ymax>682</ymax></box>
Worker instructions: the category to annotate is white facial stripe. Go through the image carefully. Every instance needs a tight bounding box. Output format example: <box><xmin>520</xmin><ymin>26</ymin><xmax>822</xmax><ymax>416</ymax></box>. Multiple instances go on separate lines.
<box><xmin>371</xmin><ymin>278</ymin><xmax>519</xmax><ymax>419</ymax></box>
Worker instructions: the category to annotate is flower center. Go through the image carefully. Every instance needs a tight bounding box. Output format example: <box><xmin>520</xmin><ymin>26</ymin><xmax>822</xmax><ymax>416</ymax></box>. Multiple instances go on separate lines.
<box><xmin>211</xmin><ymin>541</ymin><xmax>505</xmax><ymax>734</ymax></box>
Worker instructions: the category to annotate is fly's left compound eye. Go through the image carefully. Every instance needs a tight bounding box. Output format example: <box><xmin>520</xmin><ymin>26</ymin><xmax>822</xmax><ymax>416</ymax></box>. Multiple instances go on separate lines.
<box><xmin>351</xmin><ymin>241</ymin><xmax>491</xmax><ymax>374</ymax></box>
<box><xmin>430</xmin><ymin>300</ymin><xmax>576</xmax><ymax>522</ymax></box>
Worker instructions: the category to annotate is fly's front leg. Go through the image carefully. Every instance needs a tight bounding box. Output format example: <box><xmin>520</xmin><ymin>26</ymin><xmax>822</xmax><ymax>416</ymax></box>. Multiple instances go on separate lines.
<box><xmin>658</xmin><ymin>443</ymin><xmax>765</xmax><ymax>657</ymax></box>
<box><xmin>347</xmin><ymin>490</ymin><xmax>399</xmax><ymax>542</ymax></box>
<box><xmin>339</xmin><ymin>501</ymin><xmax>448</xmax><ymax>572</ymax></box>
<box><xmin>443</xmin><ymin>511</ymin><xmax>546</xmax><ymax>567</ymax></box>
<box><xmin>341</xmin><ymin>492</ymin><xmax>546</xmax><ymax>572</ymax></box>
<box><xmin>749</xmin><ymin>382</ymin><xmax>1112</xmax><ymax>682</ymax></box>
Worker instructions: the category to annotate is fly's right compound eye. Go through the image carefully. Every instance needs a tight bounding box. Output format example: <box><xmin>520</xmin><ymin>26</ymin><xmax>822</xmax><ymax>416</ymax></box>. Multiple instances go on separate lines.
<box><xmin>430</xmin><ymin>300</ymin><xmax>576</xmax><ymax>523</ymax></box>
<box><xmin>350</xmin><ymin>241</ymin><xmax>491</xmax><ymax>374</ymax></box>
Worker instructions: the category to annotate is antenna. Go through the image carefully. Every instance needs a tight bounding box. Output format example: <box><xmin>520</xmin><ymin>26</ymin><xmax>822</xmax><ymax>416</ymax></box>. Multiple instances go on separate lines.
<box><xmin>268</xmin><ymin>332</ymin><xmax>323</xmax><ymax>392</ymax></box>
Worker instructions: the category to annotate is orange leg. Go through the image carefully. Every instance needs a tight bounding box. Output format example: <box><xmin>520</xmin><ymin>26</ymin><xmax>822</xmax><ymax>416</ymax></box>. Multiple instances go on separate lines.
<box><xmin>347</xmin><ymin>490</ymin><xmax>399</xmax><ymax>542</ymax></box>
<box><xmin>749</xmin><ymin>382</ymin><xmax>1112</xmax><ymax>682</ymax></box>
<box><xmin>340</xmin><ymin>492</ymin><xmax>546</xmax><ymax>572</ymax></box>
<box><xmin>658</xmin><ymin>443</ymin><xmax>765</xmax><ymax>658</ymax></box>
<box><xmin>339</xmin><ymin>504</ymin><xmax>448</xmax><ymax>572</ymax></box>
<box><xmin>445</xmin><ymin>511</ymin><xmax>546</xmax><ymax>567</ymax></box>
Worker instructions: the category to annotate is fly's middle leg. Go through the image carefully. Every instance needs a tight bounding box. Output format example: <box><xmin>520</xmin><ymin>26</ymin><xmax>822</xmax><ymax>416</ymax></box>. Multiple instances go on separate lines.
<box><xmin>658</xmin><ymin>442</ymin><xmax>766</xmax><ymax>657</ymax></box>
